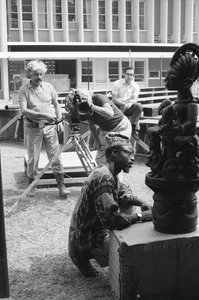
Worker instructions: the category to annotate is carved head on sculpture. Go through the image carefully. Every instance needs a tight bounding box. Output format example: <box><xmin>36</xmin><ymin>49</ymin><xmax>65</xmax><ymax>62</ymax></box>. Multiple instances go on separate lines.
<box><xmin>165</xmin><ymin>43</ymin><xmax>199</xmax><ymax>91</ymax></box>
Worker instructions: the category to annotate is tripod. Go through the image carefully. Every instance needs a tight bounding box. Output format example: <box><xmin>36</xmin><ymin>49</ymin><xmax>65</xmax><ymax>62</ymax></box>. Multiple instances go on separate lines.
<box><xmin>7</xmin><ymin>126</ymin><xmax>97</xmax><ymax>216</ymax></box>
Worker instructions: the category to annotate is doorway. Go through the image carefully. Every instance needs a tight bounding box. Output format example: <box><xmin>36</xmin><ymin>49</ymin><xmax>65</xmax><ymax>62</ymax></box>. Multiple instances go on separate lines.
<box><xmin>55</xmin><ymin>60</ymin><xmax>77</xmax><ymax>88</ymax></box>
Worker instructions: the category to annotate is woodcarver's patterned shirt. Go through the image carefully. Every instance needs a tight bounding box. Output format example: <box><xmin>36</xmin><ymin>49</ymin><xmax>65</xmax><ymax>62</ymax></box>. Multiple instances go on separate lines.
<box><xmin>68</xmin><ymin>165</ymin><xmax>135</xmax><ymax>266</ymax></box>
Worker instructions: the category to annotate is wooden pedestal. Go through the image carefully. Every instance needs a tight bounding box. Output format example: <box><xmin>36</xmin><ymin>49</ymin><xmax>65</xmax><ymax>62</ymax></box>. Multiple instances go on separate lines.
<box><xmin>109</xmin><ymin>222</ymin><xmax>199</xmax><ymax>300</ymax></box>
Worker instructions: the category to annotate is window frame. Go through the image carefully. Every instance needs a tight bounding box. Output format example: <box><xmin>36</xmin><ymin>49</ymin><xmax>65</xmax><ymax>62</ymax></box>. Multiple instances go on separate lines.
<box><xmin>68</xmin><ymin>0</ymin><xmax>77</xmax><ymax>30</ymax></box>
<box><xmin>99</xmin><ymin>0</ymin><xmax>106</xmax><ymax>30</ymax></box>
<box><xmin>134</xmin><ymin>61</ymin><xmax>144</xmax><ymax>82</ymax></box>
<box><xmin>193</xmin><ymin>3</ymin><xmax>197</xmax><ymax>33</ymax></box>
<box><xmin>139</xmin><ymin>0</ymin><xmax>146</xmax><ymax>31</ymax></box>
<box><xmin>126</xmin><ymin>0</ymin><xmax>133</xmax><ymax>30</ymax></box>
<box><xmin>8</xmin><ymin>0</ymin><xmax>18</xmax><ymax>29</ymax></box>
<box><xmin>38</xmin><ymin>0</ymin><xmax>48</xmax><ymax>29</ymax></box>
<box><xmin>109</xmin><ymin>61</ymin><xmax>119</xmax><ymax>82</ymax></box>
<box><xmin>149</xmin><ymin>71</ymin><xmax>160</xmax><ymax>79</ymax></box>
<box><xmin>22</xmin><ymin>0</ymin><xmax>33</xmax><ymax>30</ymax></box>
<box><xmin>112</xmin><ymin>0</ymin><xmax>119</xmax><ymax>30</ymax></box>
<box><xmin>83</xmin><ymin>0</ymin><xmax>93</xmax><ymax>30</ymax></box>
<box><xmin>82</xmin><ymin>60</ymin><xmax>93</xmax><ymax>83</ymax></box>
<box><xmin>53</xmin><ymin>0</ymin><xmax>62</xmax><ymax>29</ymax></box>
<box><xmin>161</xmin><ymin>70</ymin><xmax>167</xmax><ymax>78</ymax></box>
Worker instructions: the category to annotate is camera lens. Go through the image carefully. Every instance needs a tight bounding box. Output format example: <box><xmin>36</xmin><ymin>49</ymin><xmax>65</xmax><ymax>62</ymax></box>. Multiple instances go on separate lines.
<box><xmin>77</xmin><ymin>101</ymin><xmax>90</xmax><ymax>115</ymax></box>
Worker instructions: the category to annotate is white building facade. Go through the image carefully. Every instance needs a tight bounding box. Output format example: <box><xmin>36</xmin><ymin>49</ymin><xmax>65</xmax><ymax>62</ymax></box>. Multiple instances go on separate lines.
<box><xmin>0</xmin><ymin>0</ymin><xmax>199</xmax><ymax>101</ymax></box>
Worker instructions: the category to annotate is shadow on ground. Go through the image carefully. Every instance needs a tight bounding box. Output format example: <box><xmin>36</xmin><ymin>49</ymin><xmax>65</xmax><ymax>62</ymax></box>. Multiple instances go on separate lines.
<box><xmin>8</xmin><ymin>254</ymin><xmax>116</xmax><ymax>300</ymax></box>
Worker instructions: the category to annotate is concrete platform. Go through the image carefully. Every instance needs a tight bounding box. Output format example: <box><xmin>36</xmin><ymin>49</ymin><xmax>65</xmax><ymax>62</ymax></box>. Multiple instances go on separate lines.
<box><xmin>24</xmin><ymin>150</ymin><xmax>98</xmax><ymax>187</ymax></box>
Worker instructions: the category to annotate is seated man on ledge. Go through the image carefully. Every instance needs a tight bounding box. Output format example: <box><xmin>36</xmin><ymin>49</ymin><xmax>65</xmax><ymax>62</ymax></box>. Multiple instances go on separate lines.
<box><xmin>68</xmin><ymin>132</ymin><xmax>153</xmax><ymax>277</ymax></box>
<box><xmin>112</xmin><ymin>67</ymin><xmax>143</xmax><ymax>155</ymax></box>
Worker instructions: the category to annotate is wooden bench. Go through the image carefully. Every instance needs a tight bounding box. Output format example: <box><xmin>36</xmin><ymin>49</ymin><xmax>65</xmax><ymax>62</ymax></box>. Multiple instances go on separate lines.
<box><xmin>89</xmin><ymin>87</ymin><xmax>177</xmax><ymax>104</ymax></box>
<box><xmin>138</xmin><ymin>87</ymin><xmax>177</xmax><ymax>104</ymax></box>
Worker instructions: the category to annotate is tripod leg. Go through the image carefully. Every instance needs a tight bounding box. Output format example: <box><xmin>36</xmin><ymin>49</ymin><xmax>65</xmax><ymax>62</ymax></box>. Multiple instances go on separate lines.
<box><xmin>73</xmin><ymin>138</ymin><xmax>92</xmax><ymax>175</ymax></box>
<box><xmin>81</xmin><ymin>139</ymin><xmax>98</xmax><ymax>168</ymax></box>
<box><xmin>6</xmin><ymin>137</ymin><xmax>74</xmax><ymax>216</ymax></box>
<box><xmin>7</xmin><ymin>130</ymin><xmax>91</xmax><ymax>216</ymax></box>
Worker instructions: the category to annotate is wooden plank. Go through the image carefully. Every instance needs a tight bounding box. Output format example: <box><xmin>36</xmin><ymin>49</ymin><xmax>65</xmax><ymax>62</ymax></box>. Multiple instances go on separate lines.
<box><xmin>36</xmin><ymin>177</ymin><xmax>86</xmax><ymax>187</ymax></box>
<box><xmin>138</xmin><ymin>94</ymin><xmax>177</xmax><ymax>103</ymax></box>
<box><xmin>140</xmin><ymin>118</ymin><xmax>159</xmax><ymax>125</ymax></box>
<box><xmin>24</xmin><ymin>150</ymin><xmax>98</xmax><ymax>173</ymax></box>
<box><xmin>139</xmin><ymin>90</ymin><xmax>177</xmax><ymax>96</ymax></box>
<box><xmin>23</xmin><ymin>147</ymin><xmax>98</xmax><ymax>187</ymax></box>
<box><xmin>136</xmin><ymin>138</ymin><xmax>149</xmax><ymax>152</ymax></box>
<box><xmin>0</xmin><ymin>111</ymin><xmax>22</xmax><ymax>136</ymax></box>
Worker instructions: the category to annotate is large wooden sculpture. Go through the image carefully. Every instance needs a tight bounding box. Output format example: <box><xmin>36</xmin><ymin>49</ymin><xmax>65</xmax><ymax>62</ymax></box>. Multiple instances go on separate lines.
<box><xmin>145</xmin><ymin>43</ymin><xmax>199</xmax><ymax>233</ymax></box>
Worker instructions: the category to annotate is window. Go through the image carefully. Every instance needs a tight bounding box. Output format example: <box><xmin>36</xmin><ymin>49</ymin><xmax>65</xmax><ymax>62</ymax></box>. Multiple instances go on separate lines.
<box><xmin>126</xmin><ymin>1</ymin><xmax>132</xmax><ymax>30</ymax></box>
<box><xmin>139</xmin><ymin>1</ymin><xmax>146</xmax><ymax>30</ymax></box>
<box><xmin>109</xmin><ymin>61</ymin><xmax>119</xmax><ymax>82</ymax></box>
<box><xmin>68</xmin><ymin>0</ymin><xmax>77</xmax><ymax>29</ymax></box>
<box><xmin>149</xmin><ymin>71</ymin><xmax>160</xmax><ymax>78</ymax></box>
<box><xmin>8</xmin><ymin>61</ymin><xmax>25</xmax><ymax>92</ymax></box>
<box><xmin>193</xmin><ymin>4</ymin><xmax>197</xmax><ymax>33</ymax></box>
<box><xmin>22</xmin><ymin>0</ymin><xmax>33</xmax><ymax>29</ymax></box>
<box><xmin>8</xmin><ymin>0</ymin><xmax>18</xmax><ymax>28</ymax></box>
<box><xmin>38</xmin><ymin>0</ymin><xmax>47</xmax><ymax>29</ymax></box>
<box><xmin>122</xmin><ymin>61</ymin><xmax>131</xmax><ymax>73</ymax></box>
<box><xmin>83</xmin><ymin>0</ymin><xmax>92</xmax><ymax>29</ymax></box>
<box><xmin>43</xmin><ymin>61</ymin><xmax>56</xmax><ymax>74</ymax></box>
<box><xmin>112</xmin><ymin>0</ymin><xmax>119</xmax><ymax>30</ymax></box>
<box><xmin>53</xmin><ymin>0</ymin><xmax>62</xmax><ymax>29</ymax></box>
<box><xmin>162</xmin><ymin>71</ymin><xmax>167</xmax><ymax>78</ymax></box>
<box><xmin>99</xmin><ymin>1</ymin><xmax>106</xmax><ymax>29</ymax></box>
<box><xmin>134</xmin><ymin>61</ymin><xmax>144</xmax><ymax>81</ymax></box>
<box><xmin>82</xmin><ymin>61</ymin><xmax>93</xmax><ymax>82</ymax></box>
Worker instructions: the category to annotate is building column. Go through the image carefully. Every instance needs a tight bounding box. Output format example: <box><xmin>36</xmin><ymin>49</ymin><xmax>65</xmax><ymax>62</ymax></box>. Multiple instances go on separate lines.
<box><xmin>0</xmin><ymin>0</ymin><xmax>7</xmax><ymax>51</ymax></box>
<box><xmin>185</xmin><ymin>0</ymin><xmax>194</xmax><ymax>42</ymax></box>
<box><xmin>119</xmin><ymin>0</ymin><xmax>126</xmax><ymax>43</ymax></box>
<box><xmin>146</xmin><ymin>0</ymin><xmax>155</xmax><ymax>43</ymax></box>
<box><xmin>160</xmin><ymin>0</ymin><xmax>168</xmax><ymax>43</ymax></box>
<box><xmin>18</xmin><ymin>0</ymin><xmax>23</xmax><ymax>42</ymax></box>
<box><xmin>48</xmin><ymin>0</ymin><xmax>54</xmax><ymax>42</ymax></box>
<box><xmin>77</xmin><ymin>0</ymin><xmax>84</xmax><ymax>42</ymax></box>
<box><xmin>32</xmin><ymin>0</ymin><xmax>38</xmax><ymax>42</ymax></box>
<box><xmin>106</xmin><ymin>0</ymin><xmax>112</xmax><ymax>43</ymax></box>
<box><xmin>62</xmin><ymin>0</ymin><xmax>69</xmax><ymax>42</ymax></box>
<box><xmin>197</xmin><ymin>1</ymin><xmax>199</xmax><ymax>43</ymax></box>
<box><xmin>173</xmin><ymin>0</ymin><xmax>181</xmax><ymax>43</ymax></box>
<box><xmin>132</xmin><ymin>0</ymin><xmax>139</xmax><ymax>43</ymax></box>
<box><xmin>93</xmin><ymin>0</ymin><xmax>99</xmax><ymax>42</ymax></box>
<box><xmin>0</xmin><ymin>0</ymin><xmax>9</xmax><ymax>100</ymax></box>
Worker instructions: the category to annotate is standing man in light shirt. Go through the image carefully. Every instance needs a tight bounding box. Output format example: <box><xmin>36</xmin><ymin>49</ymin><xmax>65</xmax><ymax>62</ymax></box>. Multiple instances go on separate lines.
<box><xmin>112</xmin><ymin>67</ymin><xmax>143</xmax><ymax>145</ymax></box>
<box><xmin>18</xmin><ymin>60</ymin><xmax>70</xmax><ymax>198</ymax></box>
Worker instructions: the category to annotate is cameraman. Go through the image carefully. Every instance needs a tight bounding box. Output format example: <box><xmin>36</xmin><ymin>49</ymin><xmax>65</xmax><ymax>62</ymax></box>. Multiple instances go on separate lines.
<box><xmin>74</xmin><ymin>87</ymin><xmax>132</xmax><ymax>163</ymax></box>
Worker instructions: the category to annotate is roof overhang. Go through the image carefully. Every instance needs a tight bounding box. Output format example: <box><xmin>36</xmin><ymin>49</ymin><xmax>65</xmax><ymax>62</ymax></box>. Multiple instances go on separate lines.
<box><xmin>0</xmin><ymin>51</ymin><xmax>174</xmax><ymax>60</ymax></box>
<box><xmin>3</xmin><ymin>42</ymin><xmax>179</xmax><ymax>59</ymax></box>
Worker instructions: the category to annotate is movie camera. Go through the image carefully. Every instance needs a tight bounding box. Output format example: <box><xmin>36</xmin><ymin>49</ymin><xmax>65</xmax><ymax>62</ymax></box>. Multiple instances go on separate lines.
<box><xmin>72</xmin><ymin>91</ymin><xmax>92</xmax><ymax>115</ymax></box>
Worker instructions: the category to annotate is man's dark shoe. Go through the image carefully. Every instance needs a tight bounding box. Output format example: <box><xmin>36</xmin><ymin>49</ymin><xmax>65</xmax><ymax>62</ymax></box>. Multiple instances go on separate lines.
<box><xmin>79</xmin><ymin>261</ymin><xmax>99</xmax><ymax>277</ymax></box>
